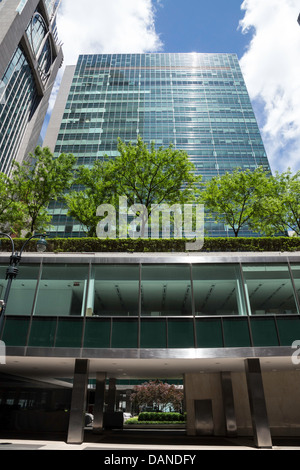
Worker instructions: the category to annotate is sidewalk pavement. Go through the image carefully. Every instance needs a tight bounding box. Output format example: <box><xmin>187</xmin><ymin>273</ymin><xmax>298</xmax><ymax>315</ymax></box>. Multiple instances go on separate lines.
<box><xmin>0</xmin><ymin>429</ymin><xmax>300</xmax><ymax>451</ymax></box>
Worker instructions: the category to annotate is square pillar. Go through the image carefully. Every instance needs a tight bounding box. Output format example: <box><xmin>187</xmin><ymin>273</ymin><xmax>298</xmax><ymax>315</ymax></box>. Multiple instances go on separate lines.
<box><xmin>107</xmin><ymin>377</ymin><xmax>116</xmax><ymax>412</ymax></box>
<box><xmin>221</xmin><ymin>372</ymin><xmax>237</xmax><ymax>437</ymax></box>
<box><xmin>245</xmin><ymin>358</ymin><xmax>272</xmax><ymax>448</ymax></box>
<box><xmin>67</xmin><ymin>359</ymin><xmax>89</xmax><ymax>444</ymax></box>
<box><xmin>93</xmin><ymin>372</ymin><xmax>106</xmax><ymax>434</ymax></box>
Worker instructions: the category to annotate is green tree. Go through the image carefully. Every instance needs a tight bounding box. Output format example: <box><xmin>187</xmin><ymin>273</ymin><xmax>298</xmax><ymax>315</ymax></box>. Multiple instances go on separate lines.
<box><xmin>115</xmin><ymin>136</ymin><xmax>201</xmax><ymax>205</ymax></box>
<box><xmin>200</xmin><ymin>166</ymin><xmax>270</xmax><ymax>237</ymax></box>
<box><xmin>252</xmin><ymin>169</ymin><xmax>300</xmax><ymax>236</ymax></box>
<box><xmin>64</xmin><ymin>160</ymin><xmax>115</xmax><ymax>237</ymax></box>
<box><xmin>113</xmin><ymin>137</ymin><xmax>201</xmax><ymax>237</ymax></box>
<box><xmin>65</xmin><ymin>137</ymin><xmax>202</xmax><ymax>237</ymax></box>
<box><xmin>0</xmin><ymin>172</ymin><xmax>26</xmax><ymax>235</ymax></box>
<box><xmin>11</xmin><ymin>146</ymin><xmax>76</xmax><ymax>234</ymax></box>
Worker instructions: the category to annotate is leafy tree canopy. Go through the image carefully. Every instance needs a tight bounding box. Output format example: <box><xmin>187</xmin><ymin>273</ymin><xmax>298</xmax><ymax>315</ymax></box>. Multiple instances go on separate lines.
<box><xmin>200</xmin><ymin>166</ymin><xmax>270</xmax><ymax>237</ymax></box>
<box><xmin>252</xmin><ymin>169</ymin><xmax>300</xmax><ymax>236</ymax></box>
<box><xmin>65</xmin><ymin>137</ymin><xmax>202</xmax><ymax>237</ymax></box>
<box><xmin>11</xmin><ymin>146</ymin><xmax>76</xmax><ymax>235</ymax></box>
<box><xmin>0</xmin><ymin>172</ymin><xmax>26</xmax><ymax>235</ymax></box>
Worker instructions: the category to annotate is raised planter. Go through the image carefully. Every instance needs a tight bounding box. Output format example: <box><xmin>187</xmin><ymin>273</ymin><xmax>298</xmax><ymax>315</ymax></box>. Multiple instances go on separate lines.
<box><xmin>124</xmin><ymin>423</ymin><xmax>186</xmax><ymax>429</ymax></box>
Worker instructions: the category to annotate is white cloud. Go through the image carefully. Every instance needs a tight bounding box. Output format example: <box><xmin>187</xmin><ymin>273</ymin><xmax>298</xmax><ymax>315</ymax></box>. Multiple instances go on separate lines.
<box><xmin>239</xmin><ymin>0</ymin><xmax>300</xmax><ymax>172</ymax></box>
<box><xmin>57</xmin><ymin>0</ymin><xmax>162</xmax><ymax>66</ymax></box>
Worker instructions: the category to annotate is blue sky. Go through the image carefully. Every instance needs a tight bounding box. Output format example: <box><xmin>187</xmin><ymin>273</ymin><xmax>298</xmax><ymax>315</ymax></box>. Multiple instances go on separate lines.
<box><xmin>154</xmin><ymin>0</ymin><xmax>249</xmax><ymax>58</ymax></box>
<box><xmin>50</xmin><ymin>0</ymin><xmax>300</xmax><ymax>173</ymax></box>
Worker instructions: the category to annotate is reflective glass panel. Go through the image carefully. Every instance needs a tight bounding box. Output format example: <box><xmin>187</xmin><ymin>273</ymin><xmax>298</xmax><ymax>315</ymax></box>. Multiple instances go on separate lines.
<box><xmin>192</xmin><ymin>264</ymin><xmax>246</xmax><ymax>316</ymax></box>
<box><xmin>92</xmin><ymin>265</ymin><xmax>139</xmax><ymax>316</ymax></box>
<box><xmin>242</xmin><ymin>264</ymin><xmax>298</xmax><ymax>315</ymax></box>
<box><xmin>34</xmin><ymin>264</ymin><xmax>88</xmax><ymax>316</ymax></box>
<box><xmin>289</xmin><ymin>265</ymin><xmax>300</xmax><ymax>310</ymax></box>
<box><xmin>141</xmin><ymin>264</ymin><xmax>192</xmax><ymax>316</ymax></box>
<box><xmin>0</xmin><ymin>264</ymin><xmax>40</xmax><ymax>316</ymax></box>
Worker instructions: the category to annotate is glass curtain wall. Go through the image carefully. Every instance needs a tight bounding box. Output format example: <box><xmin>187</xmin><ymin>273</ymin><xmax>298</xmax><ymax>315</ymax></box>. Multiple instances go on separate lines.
<box><xmin>0</xmin><ymin>264</ymin><xmax>40</xmax><ymax>316</ymax></box>
<box><xmin>192</xmin><ymin>264</ymin><xmax>247</xmax><ymax>316</ymax></box>
<box><xmin>242</xmin><ymin>264</ymin><xmax>299</xmax><ymax>315</ymax></box>
<box><xmin>0</xmin><ymin>47</ymin><xmax>36</xmax><ymax>173</ymax></box>
<box><xmin>34</xmin><ymin>264</ymin><xmax>89</xmax><ymax>316</ymax></box>
<box><xmin>141</xmin><ymin>264</ymin><xmax>192</xmax><ymax>316</ymax></box>
<box><xmin>0</xmin><ymin>262</ymin><xmax>300</xmax><ymax>318</ymax></box>
<box><xmin>91</xmin><ymin>265</ymin><xmax>139</xmax><ymax>316</ymax></box>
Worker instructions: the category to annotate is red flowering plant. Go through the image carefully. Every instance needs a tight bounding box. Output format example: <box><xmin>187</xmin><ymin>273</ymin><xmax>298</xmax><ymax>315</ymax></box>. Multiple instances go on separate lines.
<box><xmin>130</xmin><ymin>380</ymin><xmax>183</xmax><ymax>413</ymax></box>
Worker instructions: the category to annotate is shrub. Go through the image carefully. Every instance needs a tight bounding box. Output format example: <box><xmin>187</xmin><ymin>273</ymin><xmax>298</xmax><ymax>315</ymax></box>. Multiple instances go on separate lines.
<box><xmin>138</xmin><ymin>412</ymin><xmax>185</xmax><ymax>422</ymax></box>
<box><xmin>1</xmin><ymin>236</ymin><xmax>300</xmax><ymax>254</ymax></box>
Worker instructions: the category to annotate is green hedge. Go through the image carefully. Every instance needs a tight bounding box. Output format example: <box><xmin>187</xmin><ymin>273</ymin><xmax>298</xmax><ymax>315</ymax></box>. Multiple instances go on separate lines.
<box><xmin>1</xmin><ymin>236</ymin><xmax>300</xmax><ymax>253</ymax></box>
<box><xmin>138</xmin><ymin>412</ymin><xmax>185</xmax><ymax>422</ymax></box>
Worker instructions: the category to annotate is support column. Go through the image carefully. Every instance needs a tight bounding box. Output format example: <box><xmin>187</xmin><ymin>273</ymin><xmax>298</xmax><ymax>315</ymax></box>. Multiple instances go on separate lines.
<box><xmin>221</xmin><ymin>372</ymin><xmax>237</xmax><ymax>437</ymax></box>
<box><xmin>245</xmin><ymin>358</ymin><xmax>272</xmax><ymax>448</ymax></box>
<box><xmin>67</xmin><ymin>359</ymin><xmax>89</xmax><ymax>444</ymax></box>
<box><xmin>107</xmin><ymin>378</ymin><xmax>116</xmax><ymax>412</ymax></box>
<box><xmin>126</xmin><ymin>389</ymin><xmax>131</xmax><ymax>413</ymax></box>
<box><xmin>93</xmin><ymin>372</ymin><xmax>106</xmax><ymax>434</ymax></box>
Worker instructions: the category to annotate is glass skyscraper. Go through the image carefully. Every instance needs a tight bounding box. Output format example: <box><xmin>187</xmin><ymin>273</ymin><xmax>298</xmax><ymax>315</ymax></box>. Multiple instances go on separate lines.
<box><xmin>0</xmin><ymin>0</ymin><xmax>63</xmax><ymax>174</ymax></box>
<box><xmin>44</xmin><ymin>53</ymin><xmax>271</xmax><ymax>237</ymax></box>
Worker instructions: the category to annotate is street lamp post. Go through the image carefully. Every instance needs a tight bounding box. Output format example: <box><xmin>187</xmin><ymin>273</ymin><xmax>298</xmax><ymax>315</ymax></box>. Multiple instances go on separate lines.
<box><xmin>0</xmin><ymin>233</ymin><xmax>47</xmax><ymax>336</ymax></box>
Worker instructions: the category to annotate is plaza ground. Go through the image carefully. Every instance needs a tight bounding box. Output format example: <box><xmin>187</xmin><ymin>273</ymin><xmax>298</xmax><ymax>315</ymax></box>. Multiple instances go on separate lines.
<box><xmin>1</xmin><ymin>428</ymin><xmax>300</xmax><ymax>451</ymax></box>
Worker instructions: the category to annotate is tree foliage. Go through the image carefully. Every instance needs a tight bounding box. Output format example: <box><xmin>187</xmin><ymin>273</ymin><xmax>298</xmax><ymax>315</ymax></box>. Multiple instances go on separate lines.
<box><xmin>114</xmin><ymin>137</ymin><xmax>201</xmax><ymax>208</ymax></box>
<box><xmin>11</xmin><ymin>146</ymin><xmax>76</xmax><ymax>234</ymax></box>
<box><xmin>130</xmin><ymin>380</ymin><xmax>184</xmax><ymax>412</ymax></box>
<box><xmin>0</xmin><ymin>172</ymin><xmax>26</xmax><ymax>234</ymax></box>
<box><xmin>2</xmin><ymin>142</ymin><xmax>300</xmax><ymax>242</ymax></box>
<box><xmin>200</xmin><ymin>166</ymin><xmax>270</xmax><ymax>237</ymax></box>
<box><xmin>64</xmin><ymin>160</ymin><xmax>115</xmax><ymax>237</ymax></box>
<box><xmin>252</xmin><ymin>169</ymin><xmax>300</xmax><ymax>236</ymax></box>
<box><xmin>65</xmin><ymin>137</ymin><xmax>202</xmax><ymax>237</ymax></box>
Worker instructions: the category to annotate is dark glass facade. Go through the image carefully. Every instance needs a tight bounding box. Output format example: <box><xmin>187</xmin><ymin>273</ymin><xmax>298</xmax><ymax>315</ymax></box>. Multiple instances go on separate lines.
<box><xmin>1</xmin><ymin>258</ymin><xmax>300</xmax><ymax>350</ymax></box>
<box><xmin>49</xmin><ymin>53</ymin><xmax>271</xmax><ymax>237</ymax></box>
<box><xmin>0</xmin><ymin>47</ymin><xmax>36</xmax><ymax>173</ymax></box>
<box><xmin>0</xmin><ymin>0</ymin><xmax>62</xmax><ymax>173</ymax></box>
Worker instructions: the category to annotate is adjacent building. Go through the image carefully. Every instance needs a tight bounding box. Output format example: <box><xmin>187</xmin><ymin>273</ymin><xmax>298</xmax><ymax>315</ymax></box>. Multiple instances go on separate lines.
<box><xmin>44</xmin><ymin>53</ymin><xmax>271</xmax><ymax>238</ymax></box>
<box><xmin>0</xmin><ymin>0</ymin><xmax>63</xmax><ymax>174</ymax></box>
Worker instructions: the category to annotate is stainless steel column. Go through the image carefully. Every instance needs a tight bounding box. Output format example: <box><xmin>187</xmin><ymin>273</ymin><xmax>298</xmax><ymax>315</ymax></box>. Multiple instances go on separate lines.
<box><xmin>93</xmin><ymin>372</ymin><xmax>106</xmax><ymax>434</ymax></box>
<box><xmin>245</xmin><ymin>358</ymin><xmax>272</xmax><ymax>448</ymax></box>
<box><xmin>67</xmin><ymin>359</ymin><xmax>89</xmax><ymax>444</ymax></box>
<box><xmin>221</xmin><ymin>372</ymin><xmax>237</xmax><ymax>437</ymax></box>
<box><xmin>194</xmin><ymin>399</ymin><xmax>214</xmax><ymax>436</ymax></box>
<box><xmin>107</xmin><ymin>377</ymin><xmax>117</xmax><ymax>412</ymax></box>
<box><xmin>126</xmin><ymin>389</ymin><xmax>131</xmax><ymax>412</ymax></box>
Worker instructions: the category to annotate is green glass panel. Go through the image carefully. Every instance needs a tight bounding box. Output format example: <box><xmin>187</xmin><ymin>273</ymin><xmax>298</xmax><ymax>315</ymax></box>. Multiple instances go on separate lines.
<box><xmin>2</xmin><ymin>317</ymin><xmax>29</xmax><ymax>346</ymax></box>
<box><xmin>242</xmin><ymin>264</ymin><xmax>298</xmax><ymax>315</ymax></box>
<box><xmin>140</xmin><ymin>320</ymin><xmax>167</xmax><ymax>348</ymax></box>
<box><xmin>28</xmin><ymin>318</ymin><xmax>56</xmax><ymax>347</ymax></box>
<box><xmin>0</xmin><ymin>264</ymin><xmax>40</xmax><ymax>316</ymax></box>
<box><xmin>35</xmin><ymin>264</ymin><xmax>88</xmax><ymax>316</ymax></box>
<box><xmin>196</xmin><ymin>318</ymin><xmax>223</xmax><ymax>348</ymax></box>
<box><xmin>192</xmin><ymin>264</ymin><xmax>247</xmax><ymax>316</ymax></box>
<box><xmin>55</xmin><ymin>319</ymin><xmax>83</xmax><ymax>348</ymax></box>
<box><xmin>141</xmin><ymin>265</ymin><xmax>192</xmax><ymax>316</ymax></box>
<box><xmin>250</xmin><ymin>317</ymin><xmax>279</xmax><ymax>347</ymax></box>
<box><xmin>223</xmin><ymin>318</ymin><xmax>251</xmax><ymax>347</ymax></box>
<box><xmin>168</xmin><ymin>320</ymin><xmax>194</xmax><ymax>348</ymax></box>
<box><xmin>83</xmin><ymin>319</ymin><xmax>111</xmax><ymax>348</ymax></box>
<box><xmin>93</xmin><ymin>265</ymin><xmax>139</xmax><ymax>316</ymax></box>
<box><xmin>111</xmin><ymin>320</ymin><xmax>138</xmax><ymax>348</ymax></box>
<box><xmin>276</xmin><ymin>317</ymin><xmax>300</xmax><ymax>346</ymax></box>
